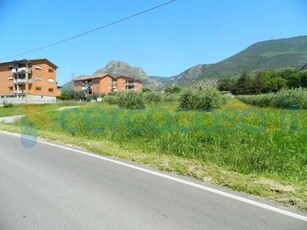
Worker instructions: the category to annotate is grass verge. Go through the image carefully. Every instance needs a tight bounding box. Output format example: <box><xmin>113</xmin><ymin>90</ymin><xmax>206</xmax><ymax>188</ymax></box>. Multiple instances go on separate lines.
<box><xmin>0</xmin><ymin>112</ymin><xmax>306</xmax><ymax>212</ymax></box>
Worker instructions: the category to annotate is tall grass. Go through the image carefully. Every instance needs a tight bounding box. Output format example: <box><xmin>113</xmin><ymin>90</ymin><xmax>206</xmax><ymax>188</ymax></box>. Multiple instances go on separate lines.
<box><xmin>237</xmin><ymin>88</ymin><xmax>307</xmax><ymax>109</ymax></box>
<box><xmin>19</xmin><ymin>100</ymin><xmax>307</xmax><ymax>185</ymax></box>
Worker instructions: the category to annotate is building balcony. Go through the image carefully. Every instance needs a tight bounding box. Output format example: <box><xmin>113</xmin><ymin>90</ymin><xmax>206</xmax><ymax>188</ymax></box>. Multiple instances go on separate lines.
<box><xmin>12</xmin><ymin>67</ymin><xmax>32</xmax><ymax>74</ymax></box>
<box><xmin>14</xmin><ymin>79</ymin><xmax>32</xmax><ymax>84</ymax></box>
<box><xmin>13</xmin><ymin>90</ymin><xmax>24</xmax><ymax>94</ymax></box>
<box><xmin>126</xmin><ymin>82</ymin><xmax>137</xmax><ymax>86</ymax></box>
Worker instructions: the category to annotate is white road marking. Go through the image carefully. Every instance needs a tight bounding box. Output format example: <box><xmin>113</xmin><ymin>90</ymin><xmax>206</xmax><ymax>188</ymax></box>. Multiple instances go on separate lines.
<box><xmin>1</xmin><ymin>130</ymin><xmax>307</xmax><ymax>222</ymax></box>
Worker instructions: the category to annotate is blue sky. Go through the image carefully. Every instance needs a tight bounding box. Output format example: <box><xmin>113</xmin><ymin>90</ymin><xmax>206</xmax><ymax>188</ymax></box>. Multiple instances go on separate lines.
<box><xmin>1</xmin><ymin>0</ymin><xmax>306</xmax><ymax>85</ymax></box>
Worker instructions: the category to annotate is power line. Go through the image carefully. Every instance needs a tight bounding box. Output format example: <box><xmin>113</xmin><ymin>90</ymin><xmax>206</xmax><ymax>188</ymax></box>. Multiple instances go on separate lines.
<box><xmin>1</xmin><ymin>0</ymin><xmax>176</xmax><ymax>61</ymax></box>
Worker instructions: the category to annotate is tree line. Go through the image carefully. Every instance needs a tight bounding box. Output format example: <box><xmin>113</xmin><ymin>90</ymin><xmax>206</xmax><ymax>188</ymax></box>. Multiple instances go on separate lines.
<box><xmin>217</xmin><ymin>69</ymin><xmax>307</xmax><ymax>95</ymax></box>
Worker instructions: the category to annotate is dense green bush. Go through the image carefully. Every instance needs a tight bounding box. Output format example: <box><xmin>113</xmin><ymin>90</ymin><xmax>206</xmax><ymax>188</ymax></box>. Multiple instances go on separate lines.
<box><xmin>237</xmin><ymin>88</ymin><xmax>307</xmax><ymax>109</ymax></box>
<box><xmin>162</xmin><ymin>93</ymin><xmax>179</xmax><ymax>103</ymax></box>
<box><xmin>178</xmin><ymin>88</ymin><xmax>226</xmax><ymax>110</ymax></box>
<box><xmin>3</xmin><ymin>102</ymin><xmax>14</xmax><ymax>108</ymax></box>
<box><xmin>57</xmin><ymin>90</ymin><xmax>86</xmax><ymax>100</ymax></box>
<box><xmin>103</xmin><ymin>95</ymin><xmax>118</xmax><ymax>105</ymax></box>
<box><xmin>143</xmin><ymin>92</ymin><xmax>162</xmax><ymax>103</ymax></box>
<box><xmin>117</xmin><ymin>91</ymin><xmax>145</xmax><ymax>109</ymax></box>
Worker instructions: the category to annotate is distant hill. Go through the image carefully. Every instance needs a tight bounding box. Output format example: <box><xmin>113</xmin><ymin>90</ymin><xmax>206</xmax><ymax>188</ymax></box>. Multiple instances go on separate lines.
<box><xmin>61</xmin><ymin>35</ymin><xmax>307</xmax><ymax>90</ymax></box>
<box><xmin>171</xmin><ymin>64</ymin><xmax>212</xmax><ymax>87</ymax></box>
<box><xmin>61</xmin><ymin>81</ymin><xmax>73</xmax><ymax>91</ymax></box>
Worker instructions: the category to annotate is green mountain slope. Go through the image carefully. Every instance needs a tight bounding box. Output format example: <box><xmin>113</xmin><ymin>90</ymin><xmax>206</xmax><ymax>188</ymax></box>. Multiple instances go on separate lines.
<box><xmin>201</xmin><ymin>35</ymin><xmax>307</xmax><ymax>78</ymax></box>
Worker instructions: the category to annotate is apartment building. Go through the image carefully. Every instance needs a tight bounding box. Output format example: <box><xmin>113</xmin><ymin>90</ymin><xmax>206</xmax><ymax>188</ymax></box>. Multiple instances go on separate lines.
<box><xmin>0</xmin><ymin>59</ymin><xmax>58</xmax><ymax>103</ymax></box>
<box><xmin>73</xmin><ymin>74</ymin><xmax>142</xmax><ymax>96</ymax></box>
<box><xmin>116</xmin><ymin>76</ymin><xmax>142</xmax><ymax>92</ymax></box>
<box><xmin>73</xmin><ymin>74</ymin><xmax>117</xmax><ymax>96</ymax></box>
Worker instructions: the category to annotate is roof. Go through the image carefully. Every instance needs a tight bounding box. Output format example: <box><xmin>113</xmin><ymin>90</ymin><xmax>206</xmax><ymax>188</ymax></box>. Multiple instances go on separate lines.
<box><xmin>0</xmin><ymin>58</ymin><xmax>58</xmax><ymax>69</ymax></box>
<box><xmin>73</xmin><ymin>74</ymin><xmax>142</xmax><ymax>82</ymax></box>
<box><xmin>73</xmin><ymin>74</ymin><xmax>115</xmax><ymax>81</ymax></box>
<box><xmin>117</xmin><ymin>75</ymin><xmax>142</xmax><ymax>82</ymax></box>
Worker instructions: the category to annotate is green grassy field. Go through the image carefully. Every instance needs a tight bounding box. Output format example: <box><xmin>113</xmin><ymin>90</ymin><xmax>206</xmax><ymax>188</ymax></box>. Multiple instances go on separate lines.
<box><xmin>0</xmin><ymin>102</ymin><xmax>84</xmax><ymax>117</ymax></box>
<box><xmin>1</xmin><ymin>99</ymin><xmax>306</xmax><ymax>211</ymax></box>
<box><xmin>0</xmin><ymin>104</ymin><xmax>24</xmax><ymax>117</ymax></box>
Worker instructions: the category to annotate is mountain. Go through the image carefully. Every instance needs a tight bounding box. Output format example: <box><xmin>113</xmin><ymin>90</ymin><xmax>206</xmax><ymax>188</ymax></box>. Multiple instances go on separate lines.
<box><xmin>200</xmin><ymin>35</ymin><xmax>307</xmax><ymax>78</ymax></box>
<box><xmin>171</xmin><ymin>64</ymin><xmax>212</xmax><ymax>87</ymax></box>
<box><xmin>172</xmin><ymin>35</ymin><xmax>307</xmax><ymax>86</ymax></box>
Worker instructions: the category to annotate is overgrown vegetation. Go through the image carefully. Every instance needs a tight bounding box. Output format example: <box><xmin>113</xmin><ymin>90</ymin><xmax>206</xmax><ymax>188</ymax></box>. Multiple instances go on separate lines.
<box><xmin>3</xmin><ymin>102</ymin><xmax>14</xmax><ymax>108</ymax></box>
<box><xmin>57</xmin><ymin>90</ymin><xmax>86</xmax><ymax>100</ymax></box>
<box><xmin>57</xmin><ymin>90</ymin><xmax>106</xmax><ymax>101</ymax></box>
<box><xmin>103</xmin><ymin>91</ymin><xmax>180</xmax><ymax>106</ymax></box>
<box><xmin>164</xmin><ymin>87</ymin><xmax>181</xmax><ymax>94</ymax></box>
<box><xmin>143</xmin><ymin>92</ymin><xmax>162</xmax><ymax>103</ymax></box>
<box><xmin>238</xmin><ymin>88</ymin><xmax>307</xmax><ymax>109</ymax></box>
<box><xmin>117</xmin><ymin>91</ymin><xmax>145</xmax><ymax>109</ymax></box>
<box><xmin>179</xmin><ymin>88</ymin><xmax>226</xmax><ymax>110</ymax></box>
<box><xmin>14</xmin><ymin>100</ymin><xmax>306</xmax><ymax>187</ymax></box>
<box><xmin>2</xmin><ymin>95</ymin><xmax>307</xmax><ymax>210</ymax></box>
<box><xmin>218</xmin><ymin>69</ymin><xmax>307</xmax><ymax>95</ymax></box>
<box><xmin>0</xmin><ymin>103</ymin><xmax>82</xmax><ymax>118</ymax></box>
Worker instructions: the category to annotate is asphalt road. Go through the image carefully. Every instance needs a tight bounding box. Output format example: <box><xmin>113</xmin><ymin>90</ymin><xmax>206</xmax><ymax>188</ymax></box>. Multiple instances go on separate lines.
<box><xmin>0</xmin><ymin>131</ymin><xmax>306</xmax><ymax>230</ymax></box>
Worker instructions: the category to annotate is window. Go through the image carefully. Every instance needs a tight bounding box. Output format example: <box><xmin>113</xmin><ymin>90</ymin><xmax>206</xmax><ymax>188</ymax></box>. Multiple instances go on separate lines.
<box><xmin>8</xmin><ymin>76</ymin><xmax>13</xmax><ymax>80</ymax></box>
<box><xmin>48</xmin><ymin>88</ymin><xmax>54</xmax><ymax>92</ymax></box>
<box><xmin>35</xmin><ymin>66</ymin><xmax>41</xmax><ymax>70</ymax></box>
<box><xmin>48</xmin><ymin>68</ymin><xmax>54</xmax><ymax>73</ymax></box>
<box><xmin>8</xmin><ymin>87</ymin><xmax>13</xmax><ymax>91</ymax></box>
<box><xmin>48</xmin><ymin>78</ymin><xmax>55</xmax><ymax>83</ymax></box>
<box><xmin>35</xmin><ymin>87</ymin><xmax>42</xmax><ymax>91</ymax></box>
<box><xmin>35</xmin><ymin>76</ymin><xmax>42</xmax><ymax>81</ymax></box>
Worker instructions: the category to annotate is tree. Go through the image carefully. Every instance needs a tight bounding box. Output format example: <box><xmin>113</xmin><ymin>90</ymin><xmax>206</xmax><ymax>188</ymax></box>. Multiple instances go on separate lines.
<box><xmin>233</xmin><ymin>71</ymin><xmax>253</xmax><ymax>95</ymax></box>
<box><xmin>217</xmin><ymin>78</ymin><xmax>236</xmax><ymax>91</ymax></box>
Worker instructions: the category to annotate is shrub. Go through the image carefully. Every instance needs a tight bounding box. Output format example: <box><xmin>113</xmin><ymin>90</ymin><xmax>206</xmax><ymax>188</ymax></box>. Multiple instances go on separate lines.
<box><xmin>143</xmin><ymin>92</ymin><xmax>162</xmax><ymax>103</ymax></box>
<box><xmin>108</xmin><ymin>92</ymin><xmax>117</xmax><ymax>96</ymax></box>
<box><xmin>3</xmin><ymin>102</ymin><xmax>13</xmax><ymax>108</ymax></box>
<box><xmin>117</xmin><ymin>91</ymin><xmax>145</xmax><ymax>109</ymax></box>
<box><xmin>163</xmin><ymin>93</ymin><xmax>179</xmax><ymax>103</ymax></box>
<box><xmin>103</xmin><ymin>95</ymin><xmax>118</xmax><ymax>105</ymax></box>
<box><xmin>142</xmin><ymin>88</ymin><xmax>151</xmax><ymax>93</ymax></box>
<box><xmin>178</xmin><ymin>88</ymin><xmax>225</xmax><ymax>110</ymax></box>
<box><xmin>237</xmin><ymin>88</ymin><xmax>307</xmax><ymax>109</ymax></box>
